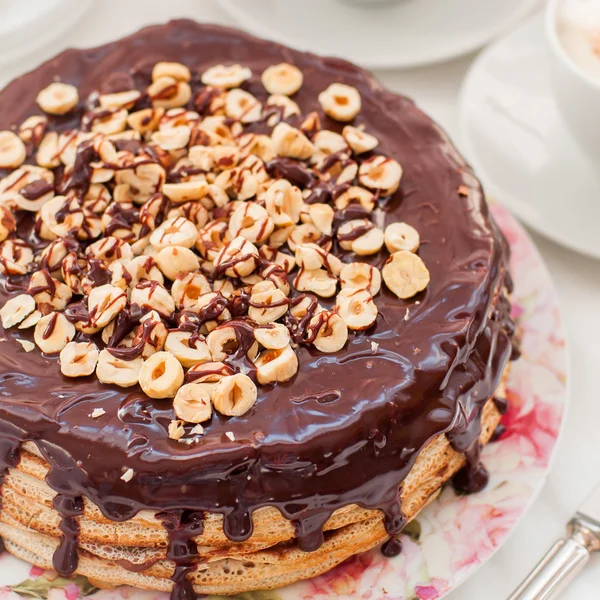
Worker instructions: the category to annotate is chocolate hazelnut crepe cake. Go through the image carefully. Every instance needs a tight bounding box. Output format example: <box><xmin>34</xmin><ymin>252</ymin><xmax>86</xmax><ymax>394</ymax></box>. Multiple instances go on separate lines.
<box><xmin>0</xmin><ymin>21</ymin><xmax>517</xmax><ymax>598</ymax></box>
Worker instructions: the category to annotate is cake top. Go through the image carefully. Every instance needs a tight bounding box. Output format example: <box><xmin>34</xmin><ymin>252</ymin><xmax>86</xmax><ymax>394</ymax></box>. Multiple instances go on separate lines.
<box><xmin>0</xmin><ymin>21</ymin><xmax>512</xmax><ymax>549</ymax></box>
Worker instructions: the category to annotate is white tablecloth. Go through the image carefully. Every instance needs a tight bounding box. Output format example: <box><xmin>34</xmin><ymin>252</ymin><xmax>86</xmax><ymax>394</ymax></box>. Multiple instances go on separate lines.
<box><xmin>2</xmin><ymin>2</ymin><xmax>598</xmax><ymax>597</ymax></box>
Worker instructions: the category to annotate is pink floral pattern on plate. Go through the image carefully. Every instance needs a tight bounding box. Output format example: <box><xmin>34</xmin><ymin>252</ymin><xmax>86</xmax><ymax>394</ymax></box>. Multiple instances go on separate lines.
<box><xmin>0</xmin><ymin>203</ymin><xmax>567</xmax><ymax>600</ymax></box>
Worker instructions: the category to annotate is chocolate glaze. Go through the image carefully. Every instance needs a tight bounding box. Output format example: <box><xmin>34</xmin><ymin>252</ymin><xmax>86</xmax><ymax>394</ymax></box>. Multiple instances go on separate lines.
<box><xmin>52</xmin><ymin>494</ymin><xmax>83</xmax><ymax>575</ymax></box>
<box><xmin>157</xmin><ymin>510</ymin><xmax>204</xmax><ymax>600</ymax></box>
<box><xmin>0</xmin><ymin>20</ymin><xmax>515</xmax><ymax>596</ymax></box>
<box><xmin>381</xmin><ymin>536</ymin><xmax>402</xmax><ymax>558</ymax></box>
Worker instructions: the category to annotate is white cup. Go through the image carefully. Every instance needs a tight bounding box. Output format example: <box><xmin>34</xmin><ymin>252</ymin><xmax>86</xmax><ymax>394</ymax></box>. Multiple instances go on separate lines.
<box><xmin>546</xmin><ymin>0</ymin><xmax>600</xmax><ymax>161</ymax></box>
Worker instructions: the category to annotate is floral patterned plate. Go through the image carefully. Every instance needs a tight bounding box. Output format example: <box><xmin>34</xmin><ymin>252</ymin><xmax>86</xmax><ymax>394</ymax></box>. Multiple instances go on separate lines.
<box><xmin>0</xmin><ymin>202</ymin><xmax>568</xmax><ymax>600</ymax></box>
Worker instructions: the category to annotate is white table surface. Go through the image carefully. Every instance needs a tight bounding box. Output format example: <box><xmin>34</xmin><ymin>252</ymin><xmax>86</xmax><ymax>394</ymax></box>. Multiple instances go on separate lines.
<box><xmin>1</xmin><ymin>1</ymin><xmax>598</xmax><ymax>598</ymax></box>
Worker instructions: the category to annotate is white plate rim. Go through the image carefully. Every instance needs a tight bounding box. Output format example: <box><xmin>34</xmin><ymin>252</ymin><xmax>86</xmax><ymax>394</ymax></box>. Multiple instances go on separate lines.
<box><xmin>458</xmin><ymin>14</ymin><xmax>600</xmax><ymax>261</ymax></box>
<box><xmin>217</xmin><ymin>0</ymin><xmax>543</xmax><ymax>69</ymax></box>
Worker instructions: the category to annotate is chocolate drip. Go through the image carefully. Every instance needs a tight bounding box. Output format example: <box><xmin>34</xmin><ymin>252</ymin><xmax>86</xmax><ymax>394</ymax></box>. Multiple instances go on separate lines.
<box><xmin>451</xmin><ymin>442</ymin><xmax>489</xmax><ymax>495</ymax></box>
<box><xmin>0</xmin><ymin>20</ymin><xmax>517</xmax><ymax>565</ymax></box>
<box><xmin>219</xmin><ymin>318</ymin><xmax>259</xmax><ymax>379</ymax></box>
<box><xmin>64</xmin><ymin>300</ymin><xmax>89</xmax><ymax>324</ymax></box>
<box><xmin>304</xmin><ymin>181</ymin><xmax>332</xmax><ymax>205</ymax></box>
<box><xmin>283</xmin><ymin>294</ymin><xmax>320</xmax><ymax>344</ymax></box>
<box><xmin>266</xmin><ymin>158</ymin><xmax>315</xmax><ymax>188</ymax></box>
<box><xmin>4</xmin><ymin>274</ymin><xmax>30</xmax><ymax>293</ymax></box>
<box><xmin>108</xmin><ymin>318</ymin><xmax>162</xmax><ymax>360</ymax></box>
<box><xmin>42</xmin><ymin>312</ymin><xmax>59</xmax><ymax>340</ymax></box>
<box><xmin>52</xmin><ymin>494</ymin><xmax>83</xmax><ymax>575</ymax></box>
<box><xmin>58</xmin><ymin>140</ymin><xmax>96</xmax><ymax>196</ymax></box>
<box><xmin>337</xmin><ymin>221</ymin><xmax>374</xmax><ymax>243</ymax></box>
<box><xmin>193</xmin><ymin>86</ymin><xmax>223</xmax><ymax>116</ymax></box>
<box><xmin>489</xmin><ymin>423</ymin><xmax>506</xmax><ymax>443</ymax></box>
<box><xmin>381</xmin><ymin>536</ymin><xmax>402</xmax><ymax>558</ymax></box>
<box><xmin>104</xmin><ymin>203</ymin><xmax>140</xmax><ymax>239</ymax></box>
<box><xmin>293</xmin><ymin>511</ymin><xmax>331</xmax><ymax>552</ymax></box>
<box><xmin>493</xmin><ymin>395</ymin><xmax>509</xmax><ymax>415</ymax></box>
<box><xmin>157</xmin><ymin>510</ymin><xmax>204</xmax><ymax>600</ymax></box>
<box><xmin>20</xmin><ymin>180</ymin><xmax>54</xmax><ymax>200</ymax></box>
<box><xmin>108</xmin><ymin>303</ymin><xmax>144</xmax><ymax>346</ymax></box>
<box><xmin>86</xmin><ymin>258</ymin><xmax>111</xmax><ymax>287</ymax></box>
<box><xmin>0</xmin><ymin>425</ymin><xmax>22</xmax><ymax>555</ymax></box>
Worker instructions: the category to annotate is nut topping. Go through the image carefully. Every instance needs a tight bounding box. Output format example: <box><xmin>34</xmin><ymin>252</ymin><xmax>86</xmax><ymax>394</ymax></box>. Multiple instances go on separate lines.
<box><xmin>0</xmin><ymin>58</ymin><xmax>433</xmax><ymax>434</ymax></box>
<box><xmin>99</xmin><ymin>90</ymin><xmax>141</xmax><ymax>111</ymax></box>
<box><xmin>36</xmin><ymin>82</ymin><xmax>79</xmax><ymax>115</ymax></box>
<box><xmin>384</xmin><ymin>222</ymin><xmax>420</xmax><ymax>253</ymax></box>
<box><xmin>0</xmin><ymin>131</ymin><xmax>26</xmax><ymax>169</ymax></box>
<box><xmin>334</xmin><ymin>186</ymin><xmax>375</xmax><ymax>213</ymax></box>
<box><xmin>152</xmin><ymin>125</ymin><xmax>191</xmax><ymax>151</ymax></box>
<box><xmin>171</xmin><ymin>272</ymin><xmax>211</xmax><ymax>310</ymax></box>
<box><xmin>265</xmin><ymin>95</ymin><xmax>301</xmax><ymax>125</ymax></box>
<box><xmin>88</xmin><ymin>284</ymin><xmax>127</xmax><ymax>328</ymax></box>
<box><xmin>152</xmin><ymin>62</ymin><xmax>191</xmax><ymax>83</ymax></box>
<box><xmin>308</xmin><ymin>203</ymin><xmax>335</xmax><ymax>236</ymax></box>
<box><xmin>156</xmin><ymin>246</ymin><xmax>200</xmax><ymax>280</ymax></box>
<box><xmin>0</xmin><ymin>240</ymin><xmax>33</xmax><ymax>276</ymax></box>
<box><xmin>18</xmin><ymin>115</ymin><xmax>47</xmax><ymax>147</ymax></box>
<box><xmin>186</xmin><ymin>361</ymin><xmax>233</xmax><ymax>384</ymax></box>
<box><xmin>212</xmin><ymin>373</ymin><xmax>257</xmax><ymax>416</ymax></box>
<box><xmin>342</xmin><ymin>125</ymin><xmax>379</xmax><ymax>154</ymax></box>
<box><xmin>382</xmin><ymin>250</ymin><xmax>430</xmax><ymax>299</ymax></box>
<box><xmin>150</xmin><ymin>216</ymin><xmax>198</xmax><ymax>249</ymax></box>
<box><xmin>36</xmin><ymin>132</ymin><xmax>61</xmax><ymax>169</ymax></box>
<box><xmin>358</xmin><ymin>155</ymin><xmax>403</xmax><ymax>195</ymax></box>
<box><xmin>265</xmin><ymin>179</ymin><xmax>303</xmax><ymax>227</ymax></box>
<box><xmin>148</xmin><ymin>76</ymin><xmax>192</xmax><ymax>109</ymax></box>
<box><xmin>96</xmin><ymin>349</ymin><xmax>143</xmax><ymax>388</ymax></box>
<box><xmin>0</xmin><ymin>293</ymin><xmax>35</xmax><ymax>328</ymax></box>
<box><xmin>130</xmin><ymin>281</ymin><xmax>175</xmax><ymax>317</ymax></box>
<box><xmin>0</xmin><ymin>165</ymin><xmax>54</xmax><ymax>211</ymax></box>
<box><xmin>295</xmin><ymin>243</ymin><xmax>342</xmax><ymax>275</ymax></box>
<box><xmin>294</xmin><ymin>267</ymin><xmax>338</xmax><ymax>298</ymax></box>
<box><xmin>18</xmin><ymin>310</ymin><xmax>42</xmax><ymax>330</ymax></box>
<box><xmin>336</xmin><ymin>288</ymin><xmax>378</xmax><ymax>330</ymax></box>
<box><xmin>127</xmin><ymin>108</ymin><xmax>165</xmax><ymax>135</ymax></box>
<box><xmin>60</xmin><ymin>342</ymin><xmax>99</xmax><ymax>377</ymax></box>
<box><xmin>201</xmin><ymin>64</ymin><xmax>252</xmax><ymax>89</ymax></box>
<box><xmin>254</xmin><ymin>344</ymin><xmax>299</xmax><ymax>385</ymax></box>
<box><xmin>261</xmin><ymin>63</ymin><xmax>303</xmax><ymax>96</ymax></box>
<box><xmin>228</xmin><ymin>202</ymin><xmax>274</xmax><ymax>244</ymax></box>
<box><xmin>248</xmin><ymin>280</ymin><xmax>289</xmax><ymax>325</ymax></box>
<box><xmin>0</xmin><ymin>206</ymin><xmax>16</xmax><ymax>242</ymax></box>
<box><xmin>174</xmin><ymin>383</ymin><xmax>212</xmax><ymax>423</ymax></box>
<box><xmin>337</xmin><ymin>218</ymin><xmax>384</xmax><ymax>255</ymax></box>
<box><xmin>214</xmin><ymin>236</ymin><xmax>259</xmax><ymax>278</ymax></box>
<box><xmin>271</xmin><ymin>123</ymin><xmax>314</xmax><ymax>160</ymax></box>
<box><xmin>309</xmin><ymin>311</ymin><xmax>348</xmax><ymax>353</ymax></box>
<box><xmin>206</xmin><ymin>324</ymin><xmax>257</xmax><ymax>363</ymax></box>
<box><xmin>139</xmin><ymin>351</ymin><xmax>184</xmax><ymax>399</ymax></box>
<box><xmin>254</xmin><ymin>323</ymin><xmax>290</xmax><ymax>350</ymax></box>
<box><xmin>165</xmin><ymin>331</ymin><xmax>211</xmax><ymax>368</ymax></box>
<box><xmin>340</xmin><ymin>262</ymin><xmax>381</xmax><ymax>296</ymax></box>
<box><xmin>34</xmin><ymin>312</ymin><xmax>75</xmax><ymax>353</ymax></box>
<box><xmin>28</xmin><ymin>269</ymin><xmax>72</xmax><ymax>313</ymax></box>
<box><xmin>225</xmin><ymin>89</ymin><xmax>262</xmax><ymax>123</ymax></box>
<box><xmin>318</xmin><ymin>83</ymin><xmax>361</xmax><ymax>122</ymax></box>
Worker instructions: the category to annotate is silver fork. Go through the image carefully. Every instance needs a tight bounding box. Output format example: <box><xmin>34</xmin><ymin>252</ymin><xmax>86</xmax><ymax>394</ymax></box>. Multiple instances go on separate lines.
<box><xmin>508</xmin><ymin>484</ymin><xmax>600</xmax><ymax>600</ymax></box>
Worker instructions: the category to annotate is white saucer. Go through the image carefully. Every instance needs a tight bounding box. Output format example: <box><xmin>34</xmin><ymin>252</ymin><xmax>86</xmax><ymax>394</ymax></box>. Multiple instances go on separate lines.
<box><xmin>218</xmin><ymin>0</ymin><xmax>541</xmax><ymax>69</ymax></box>
<box><xmin>0</xmin><ymin>0</ymin><xmax>92</xmax><ymax>69</ymax></box>
<box><xmin>459</xmin><ymin>13</ymin><xmax>600</xmax><ymax>260</ymax></box>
